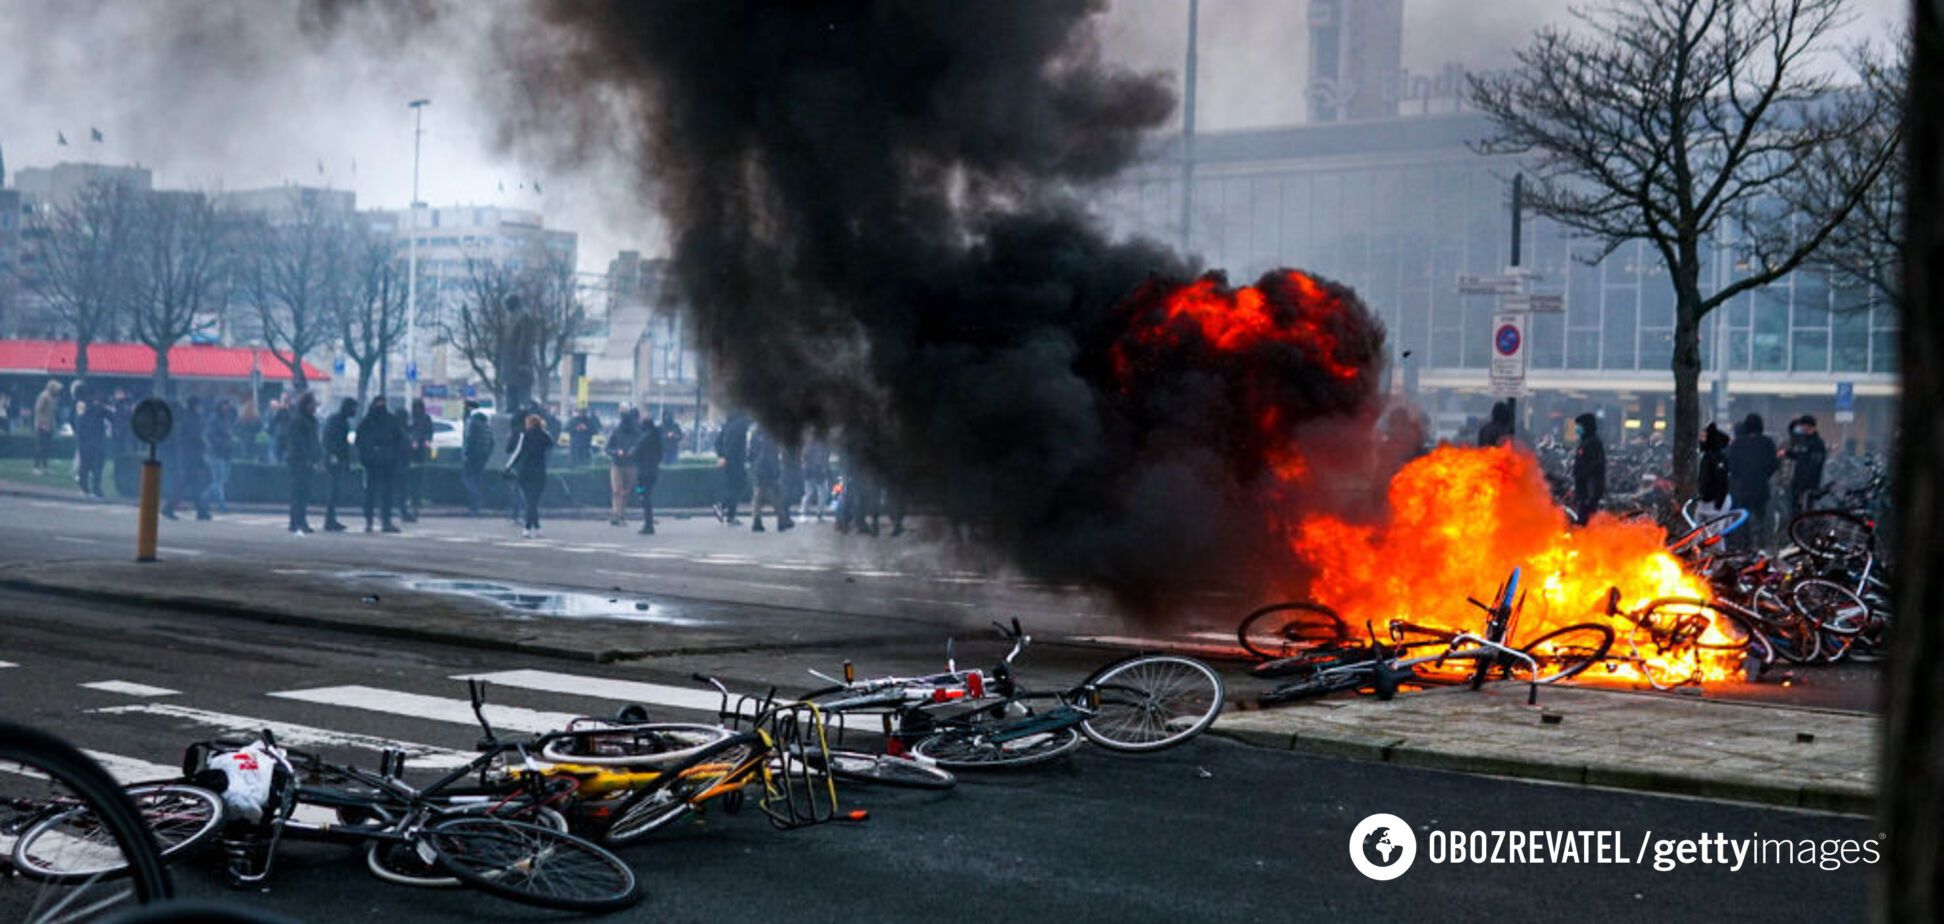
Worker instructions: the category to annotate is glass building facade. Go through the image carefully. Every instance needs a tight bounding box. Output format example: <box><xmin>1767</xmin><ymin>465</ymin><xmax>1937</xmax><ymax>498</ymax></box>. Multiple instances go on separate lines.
<box><xmin>1101</xmin><ymin>114</ymin><xmax>1899</xmax><ymax>446</ymax></box>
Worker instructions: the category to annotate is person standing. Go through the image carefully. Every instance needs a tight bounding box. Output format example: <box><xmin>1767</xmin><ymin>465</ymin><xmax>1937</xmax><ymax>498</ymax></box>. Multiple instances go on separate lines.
<box><xmin>203</xmin><ymin>399</ymin><xmax>236</xmax><ymax>514</ymax></box>
<box><xmin>32</xmin><ymin>380</ymin><xmax>62</xmax><ymax>474</ymax></box>
<box><xmin>1477</xmin><ymin>401</ymin><xmax>1515</xmax><ymax>448</ymax></box>
<box><xmin>713</xmin><ymin>413</ymin><xmax>750</xmax><ymax>524</ymax></box>
<box><xmin>631</xmin><ymin>411</ymin><xmax>665</xmax><ymax>535</ymax></box>
<box><xmin>356</xmin><ymin>396</ymin><xmax>404</xmax><ymax>533</ymax></box>
<box><xmin>110</xmin><ymin>391</ymin><xmax>135</xmax><ymax>458</ymax></box>
<box><xmin>404</xmin><ymin>399</ymin><xmax>434</xmax><ymax>522</ymax></box>
<box><xmin>605</xmin><ymin>409</ymin><xmax>641</xmax><ymax>526</ymax></box>
<box><xmin>1727</xmin><ymin>413</ymin><xmax>1780</xmax><ymax>549</ymax></box>
<box><xmin>321</xmin><ymin>398</ymin><xmax>358</xmax><ymax>532</ymax></box>
<box><xmin>164</xmin><ymin>397</ymin><xmax>212</xmax><ymax>521</ymax></box>
<box><xmin>235</xmin><ymin>398</ymin><xmax>262</xmax><ymax>464</ymax></box>
<box><xmin>659</xmin><ymin>410</ymin><xmax>684</xmax><ymax>466</ymax></box>
<box><xmin>1696</xmin><ymin>422</ymin><xmax>1732</xmax><ymax>518</ymax></box>
<box><xmin>505</xmin><ymin>413</ymin><xmax>553</xmax><ymax>538</ymax></box>
<box><xmin>801</xmin><ymin>439</ymin><xmax>831</xmax><ymax>521</ymax></box>
<box><xmin>73</xmin><ymin>392</ymin><xmax>111</xmax><ymax>498</ymax></box>
<box><xmin>284</xmin><ymin>392</ymin><xmax>322</xmax><ymax>534</ymax></box>
<box><xmin>1570</xmin><ymin>412</ymin><xmax>1606</xmax><ymax>525</ymax></box>
<box><xmin>0</xmin><ymin>391</ymin><xmax>12</xmax><ymax>434</ymax></box>
<box><xmin>266</xmin><ymin>397</ymin><xmax>291</xmax><ymax>464</ymax></box>
<box><xmin>567</xmin><ymin>406</ymin><xmax>598</xmax><ymax>468</ymax></box>
<box><xmin>747</xmin><ymin>425</ymin><xmax>789</xmax><ymax>533</ymax></box>
<box><xmin>1782</xmin><ymin>415</ymin><xmax>1828</xmax><ymax>521</ymax></box>
<box><xmin>460</xmin><ymin>401</ymin><xmax>493</xmax><ymax>516</ymax></box>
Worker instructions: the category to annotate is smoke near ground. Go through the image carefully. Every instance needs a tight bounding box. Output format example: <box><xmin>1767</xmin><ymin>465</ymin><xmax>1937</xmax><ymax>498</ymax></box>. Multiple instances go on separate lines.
<box><xmin>470</xmin><ymin>1</ymin><xmax>1390</xmax><ymax>606</ymax></box>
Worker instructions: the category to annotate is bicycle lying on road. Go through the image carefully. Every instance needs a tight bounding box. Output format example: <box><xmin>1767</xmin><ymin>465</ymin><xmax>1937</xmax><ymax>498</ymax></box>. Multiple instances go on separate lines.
<box><xmin>800</xmin><ymin>620</ymin><xmax>1226</xmax><ymax>771</ymax></box>
<box><xmin>1251</xmin><ymin>570</ymin><xmax>1614</xmax><ymax>707</ymax></box>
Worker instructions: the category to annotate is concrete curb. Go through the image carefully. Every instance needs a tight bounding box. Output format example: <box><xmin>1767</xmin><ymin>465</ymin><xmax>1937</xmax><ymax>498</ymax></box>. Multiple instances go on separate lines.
<box><xmin>1208</xmin><ymin>722</ymin><xmax>1874</xmax><ymax>815</ymax></box>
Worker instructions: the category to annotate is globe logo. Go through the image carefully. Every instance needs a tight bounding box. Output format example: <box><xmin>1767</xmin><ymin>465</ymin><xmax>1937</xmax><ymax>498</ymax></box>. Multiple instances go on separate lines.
<box><xmin>1349</xmin><ymin>813</ymin><xmax>1417</xmax><ymax>880</ymax></box>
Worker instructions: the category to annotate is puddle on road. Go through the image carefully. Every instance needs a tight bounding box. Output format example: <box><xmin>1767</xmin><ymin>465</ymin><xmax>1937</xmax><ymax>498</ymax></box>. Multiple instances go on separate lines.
<box><xmin>337</xmin><ymin>571</ymin><xmax>712</xmax><ymax>626</ymax></box>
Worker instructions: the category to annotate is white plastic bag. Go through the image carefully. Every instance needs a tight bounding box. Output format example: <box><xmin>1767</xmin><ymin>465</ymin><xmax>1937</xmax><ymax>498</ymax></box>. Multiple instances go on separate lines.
<box><xmin>207</xmin><ymin>744</ymin><xmax>279</xmax><ymax>824</ymax></box>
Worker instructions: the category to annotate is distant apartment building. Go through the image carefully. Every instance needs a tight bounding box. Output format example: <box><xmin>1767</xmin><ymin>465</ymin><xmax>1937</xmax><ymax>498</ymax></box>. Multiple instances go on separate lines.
<box><xmin>12</xmin><ymin>162</ymin><xmax>153</xmax><ymax>209</ymax></box>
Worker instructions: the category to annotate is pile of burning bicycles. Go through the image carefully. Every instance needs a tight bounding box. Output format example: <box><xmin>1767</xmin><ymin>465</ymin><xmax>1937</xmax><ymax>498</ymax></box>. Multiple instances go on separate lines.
<box><xmin>1236</xmin><ymin>498</ymin><xmax>1894</xmax><ymax>704</ymax></box>
<box><xmin>2</xmin><ymin>621</ymin><xmax>1224</xmax><ymax>921</ymax></box>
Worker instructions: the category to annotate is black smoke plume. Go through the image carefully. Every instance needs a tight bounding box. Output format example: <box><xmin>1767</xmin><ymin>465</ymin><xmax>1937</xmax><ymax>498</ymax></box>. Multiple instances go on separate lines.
<box><xmin>474</xmin><ymin>0</ymin><xmax>1390</xmax><ymax>606</ymax></box>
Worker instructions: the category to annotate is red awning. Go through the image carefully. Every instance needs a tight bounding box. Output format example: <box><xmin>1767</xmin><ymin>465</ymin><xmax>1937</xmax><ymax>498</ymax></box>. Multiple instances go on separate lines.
<box><xmin>0</xmin><ymin>339</ymin><xmax>331</xmax><ymax>382</ymax></box>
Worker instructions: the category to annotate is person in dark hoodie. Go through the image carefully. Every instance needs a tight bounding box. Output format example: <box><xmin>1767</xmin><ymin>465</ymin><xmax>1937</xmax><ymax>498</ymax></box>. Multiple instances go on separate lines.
<box><xmin>505</xmin><ymin>413</ymin><xmax>554</xmax><ymax>537</ymax></box>
<box><xmin>163</xmin><ymin>397</ymin><xmax>211</xmax><ymax>521</ymax></box>
<box><xmin>1782</xmin><ymin>414</ymin><xmax>1827</xmax><ymax>521</ymax></box>
<box><xmin>1477</xmin><ymin>401</ymin><xmax>1515</xmax><ymax>448</ymax></box>
<box><xmin>1696</xmin><ymin>422</ymin><xmax>1732</xmax><ymax>517</ymax></box>
<box><xmin>1727</xmin><ymin>413</ymin><xmax>1779</xmax><ymax>549</ymax></box>
<box><xmin>356</xmin><ymin>396</ymin><xmax>404</xmax><ymax>533</ymax></box>
<box><xmin>284</xmin><ymin>392</ymin><xmax>322</xmax><ymax>534</ymax></box>
<box><xmin>631</xmin><ymin>410</ymin><xmax>665</xmax><ymax>534</ymax></box>
<box><xmin>1570</xmin><ymin>412</ymin><xmax>1606</xmax><ymax>524</ymax></box>
<box><xmin>73</xmin><ymin>390</ymin><xmax>111</xmax><ymax>498</ymax></box>
<box><xmin>321</xmin><ymin>398</ymin><xmax>358</xmax><ymax>532</ymax></box>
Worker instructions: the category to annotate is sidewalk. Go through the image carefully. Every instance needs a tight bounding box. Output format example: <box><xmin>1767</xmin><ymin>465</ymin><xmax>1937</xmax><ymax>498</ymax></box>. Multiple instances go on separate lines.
<box><xmin>1213</xmin><ymin>683</ymin><xmax>1876</xmax><ymax>814</ymax></box>
<box><xmin>0</xmin><ymin>557</ymin><xmax>941</xmax><ymax>663</ymax></box>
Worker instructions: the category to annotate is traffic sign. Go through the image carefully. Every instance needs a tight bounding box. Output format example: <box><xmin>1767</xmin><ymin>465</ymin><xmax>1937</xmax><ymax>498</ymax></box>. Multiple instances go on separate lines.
<box><xmin>405</xmin><ymin>361</ymin><xmax>419</xmax><ymax>383</ymax></box>
<box><xmin>1502</xmin><ymin>293</ymin><xmax>1565</xmax><ymax>313</ymax></box>
<box><xmin>1458</xmin><ymin>273</ymin><xmax>1522</xmax><ymax>295</ymax></box>
<box><xmin>422</xmin><ymin>384</ymin><xmax>450</xmax><ymax>399</ymax></box>
<box><xmin>1835</xmin><ymin>381</ymin><xmax>1854</xmax><ymax>411</ymax></box>
<box><xmin>1490</xmin><ymin>313</ymin><xmax>1528</xmax><ymax>398</ymax></box>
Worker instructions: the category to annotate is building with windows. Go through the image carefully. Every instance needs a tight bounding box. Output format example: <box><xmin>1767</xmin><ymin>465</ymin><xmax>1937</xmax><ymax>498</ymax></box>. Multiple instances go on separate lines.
<box><xmin>1101</xmin><ymin>113</ymin><xmax>1899</xmax><ymax>451</ymax></box>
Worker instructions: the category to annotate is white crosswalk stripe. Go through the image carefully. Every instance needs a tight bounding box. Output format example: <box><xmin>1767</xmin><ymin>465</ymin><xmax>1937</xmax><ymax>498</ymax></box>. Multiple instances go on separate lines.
<box><xmin>452</xmin><ymin>669</ymin><xmax>725</xmax><ymax>714</ymax></box>
<box><xmin>269</xmin><ymin>685</ymin><xmax>579</xmax><ymax>735</ymax></box>
<box><xmin>0</xmin><ymin>661</ymin><xmax>16</xmax><ymax>668</ymax></box>
<box><xmin>81</xmin><ymin>680</ymin><xmax>181</xmax><ymax>697</ymax></box>
<box><xmin>92</xmin><ymin>703</ymin><xmax>477</xmax><ymax>769</ymax></box>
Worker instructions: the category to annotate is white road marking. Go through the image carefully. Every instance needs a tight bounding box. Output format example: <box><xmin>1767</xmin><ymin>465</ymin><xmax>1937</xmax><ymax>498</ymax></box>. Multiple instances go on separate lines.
<box><xmin>53</xmin><ymin>535</ymin><xmax>101</xmax><ymax>544</ymax></box>
<box><xmin>844</xmin><ymin>570</ymin><xmax>903</xmax><ymax>578</ymax></box>
<box><xmin>622</xmin><ymin>551</ymin><xmax>686</xmax><ymax>559</ymax></box>
<box><xmin>92</xmin><ymin>704</ymin><xmax>475</xmax><ymax>769</ymax></box>
<box><xmin>269</xmin><ymin>685</ymin><xmax>577</xmax><ymax>735</ymax></box>
<box><xmin>0</xmin><ymin>750</ymin><xmax>177</xmax><ymax>784</ymax></box>
<box><xmin>452</xmin><ymin>670</ymin><xmax>726</xmax><ymax>714</ymax></box>
<box><xmin>0</xmin><ymin>661</ymin><xmax>16</xmax><ymax>668</ymax></box>
<box><xmin>762</xmin><ymin>563</ymin><xmax>831</xmax><ymax>572</ymax></box>
<box><xmin>155</xmin><ymin>547</ymin><xmax>205</xmax><ymax>557</ymax></box>
<box><xmin>435</xmin><ymin>536</ymin><xmax>476</xmax><ymax>543</ymax></box>
<box><xmin>81</xmin><ymin>680</ymin><xmax>181</xmax><ymax>697</ymax></box>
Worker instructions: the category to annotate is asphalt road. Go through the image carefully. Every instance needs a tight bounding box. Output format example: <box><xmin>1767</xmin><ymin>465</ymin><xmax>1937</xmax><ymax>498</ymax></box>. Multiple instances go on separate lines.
<box><xmin>0</xmin><ymin>589</ymin><xmax>1877</xmax><ymax>923</ymax></box>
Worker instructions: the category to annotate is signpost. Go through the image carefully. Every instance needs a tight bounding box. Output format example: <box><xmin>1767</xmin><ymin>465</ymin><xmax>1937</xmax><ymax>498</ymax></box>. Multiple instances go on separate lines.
<box><xmin>1835</xmin><ymin>381</ymin><xmax>1855</xmax><ymax>424</ymax></box>
<box><xmin>130</xmin><ymin>398</ymin><xmax>173</xmax><ymax>563</ymax></box>
<box><xmin>1490</xmin><ymin>313</ymin><xmax>1528</xmax><ymax>398</ymax></box>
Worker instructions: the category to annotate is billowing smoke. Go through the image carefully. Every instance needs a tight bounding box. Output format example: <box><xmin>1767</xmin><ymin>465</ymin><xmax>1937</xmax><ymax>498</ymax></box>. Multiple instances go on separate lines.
<box><xmin>477</xmin><ymin>0</ymin><xmax>1389</xmax><ymax>606</ymax></box>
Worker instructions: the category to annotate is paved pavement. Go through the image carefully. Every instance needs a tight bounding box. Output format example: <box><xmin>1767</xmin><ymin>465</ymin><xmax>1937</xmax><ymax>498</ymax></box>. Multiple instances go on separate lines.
<box><xmin>0</xmin><ymin>590</ymin><xmax>1878</xmax><ymax>923</ymax></box>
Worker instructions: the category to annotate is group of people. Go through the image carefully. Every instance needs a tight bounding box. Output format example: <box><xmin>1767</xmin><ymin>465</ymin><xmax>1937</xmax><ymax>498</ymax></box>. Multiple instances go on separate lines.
<box><xmin>279</xmin><ymin>393</ymin><xmax>436</xmax><ymax>534</ymax></box>
<box><xmin>705</xmin><ymin>412</ymin><xmax>897</xmax><ymax>536</ymax></box>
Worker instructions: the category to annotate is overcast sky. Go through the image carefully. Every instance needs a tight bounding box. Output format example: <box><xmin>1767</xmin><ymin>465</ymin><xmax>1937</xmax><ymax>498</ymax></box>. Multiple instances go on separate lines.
<box><xmin>0</xmin><ymin>0</ymin><xmax>1906</xmax><ymax>272</ymax></box>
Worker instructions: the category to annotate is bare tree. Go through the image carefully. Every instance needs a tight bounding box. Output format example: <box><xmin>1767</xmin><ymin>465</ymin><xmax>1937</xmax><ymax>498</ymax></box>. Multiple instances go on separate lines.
<box><xmin>126</xmin><ymin>191</ymin><xmax>229</xmax><ymax>394</ymax></box>
<box><xmin>242</xmin><ymin>191</ymin><xmax>349</xmax><ymax>392</ymax></box>
<box><xmin>1881</xmin><ymin>7</ymin><xmax>1942</xmax><ymax>920</ymax></box>
<box><xmin>339</xmin><ymin>229</ymin><xmax>408</xmax><ymax>404</ymax></box>
<box><xmin>1470</xmin><ymin>0</ymin><xmax>1903</xmax><ymax>498</ymax></box>
<box><xmin>20</xmin><ymin>178</ymin><xmax>136</xmax><ymax>382</ymax></box>
<box><xmin>449</xmin><ymin>246</ymin><xmax>586</xmax><ymax>410</ymax></box>
<box><xmin>1796</xmin><ymin>44</ymin><xmax>1908</xmax><ymax>308</ymax></box>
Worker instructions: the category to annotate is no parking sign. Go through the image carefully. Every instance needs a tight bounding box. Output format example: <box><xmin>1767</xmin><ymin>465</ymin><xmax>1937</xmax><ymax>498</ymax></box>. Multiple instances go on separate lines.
<box><xmin>1490</xmin><ymin>313</ymin><xmax>1527</xmax><ymax>398</ymax></box>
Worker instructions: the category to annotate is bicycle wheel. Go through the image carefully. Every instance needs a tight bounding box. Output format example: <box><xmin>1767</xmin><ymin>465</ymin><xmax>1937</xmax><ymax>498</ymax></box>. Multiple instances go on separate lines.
<box><xmin>538</xmin><ymin>723</ymin><xmax>736</xmax><ymax>767</ymax></box>
<box><xmin>15</xmin><ymin>783</ymin><xmax>223</xmax><ymax>886</ymax></box>
<box><xmin>366</xmin><ymin>804</ymin><xmax>567</xmax><ymax>888</ymax></box>
<box><xmin>0</xmin><ymin>722</ymin><xmax>172</xmax><ymax>922</ymax></box>
<box><xmin>1237</xmin><ymin>602</ymin><xmax>1349</xmax><ymax>661</ymax></box>
<box><xmin>1079</xmin><ymin>654</ymin><xmax>1225</xmax><ymax>752</ymax></box>
<box><xmin>1789</xmin><ymin>511</ymin><xmax>1875</xmax><ymax>561</ymax></box>
<box><xmin>601</xmin><ymin>734</ymin><xmax>760</xmax><ymax>845</ymax></box>
<box><xmin>424</xmin><ymin>816</ymin><xmax>640</xmax><ymax>912</ymax></box>
<box><xmin>815</xmin><ymin>750</ymin><xmax>955</xmax><ymax>790</ymax></box>
<box><xmin>1512</xmin><ymin>623</ymin><xmax>1614</xmax><ymax>684</ymax></box>
<box><xmin>908</xmin><ymin>725</ymin><xmax>1082</xmax><ymax>769</ymax></box>
<box><xmin>1625</xmin><ymin>625</ymin><xmax>1697</xmax><ymax>690</ymax></box>
<box><xmin>1258</xmin><ymin>667</ymin><xmax>1368</xmax><ymax>705</ymax></box>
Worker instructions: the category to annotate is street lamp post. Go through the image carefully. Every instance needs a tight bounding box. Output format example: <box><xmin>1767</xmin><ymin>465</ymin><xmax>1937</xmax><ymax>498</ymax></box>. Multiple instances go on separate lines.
<box><xmin>405</xmin><ymin>98</ymin><xmax>430</xmax><ymax>403</ymax></box>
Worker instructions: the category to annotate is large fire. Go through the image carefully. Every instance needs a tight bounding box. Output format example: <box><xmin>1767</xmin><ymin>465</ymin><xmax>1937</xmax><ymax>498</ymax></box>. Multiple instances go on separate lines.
<box><xmin>1286</xmin><ymin>445</ymin><xmax>1739</xmax><ymax>686</ymax></box>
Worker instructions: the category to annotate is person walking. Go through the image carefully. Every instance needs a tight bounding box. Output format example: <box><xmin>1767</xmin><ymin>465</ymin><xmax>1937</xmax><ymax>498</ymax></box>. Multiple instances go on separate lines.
<box><xmin>285</xmin><ymin>392</ymin><xmax>322</xmax><ymax>534</ymax></box>
<box><xmin>631</xmin><ymin>411</ymin><xmax>664</xmax><ymax>535</ymax></box>
<box><xmin>659</xmin><ymin>411</ymin><xmax>684</xmax><ymax>466</ymax></box>
<box><xmin>164</xmin><ymin>397</ymin><xmax>212</xmax><ymax>521</ymax></box>
<box><xmin>1727</xmin><ymin>414</ymin><xmax>1779</xmax><ymax>549</ymax></box>
<box><xmin>0</xmin><ymin>391</ymin><xmax>12</xmax><ymax>434</ymax></box>
<box><xmin>567</xmin><ymin>406</ymin><xmax>598</xmax><ymax>468</ymax></box>
<box><xmin>460</xmin><ymin>401</ymin><xmax>493</xmax><ymax>516</ymax></box>
<box><xmin>235</xmin><ymin>398</ymin><xmax>262</xmax><ymax>464</ymax></box>
<box><xmin>505</xmin><ymin>413</ymin><xmax>554</xmax><ymax>538</ymax></box>
<box><xmin>713</xmin><ymin>413</ymin><xmax>750</xmax><ymax>524</ymax></box>
<box><xmin>111</xmin><ymin>391</ymin><xmax>135</xmax><ymax>458</ymax></box>
<box><xmin>1477</xmin><ymin>401</ymin><xmax>1514</xmax><ymax>448</ymax></box>
<box><xmin>1570</xmin><ymin>412</ymin><xmax>1606</xmax><ymax>525</ymax></box>
<box><xmin>1696</xmin><ymin>422</ymin><xmax>1732</xmax><ymax>519</ymax></box>
<box><xmin>1782</xmin><ymin>415</ymin><xmax>1827</xmax><ymax>521</ymax></box>
<box><xmin>356</xmin><ymin>396</ymin><xmax>404</xmax><ymax>533</ymax></box>
<box><xmin>266</xmin><ymin>397</ymin><xmax>291</xmax><ymax>464</ymax></box>
<box><xmin>321</xmin><ymin>398</ymin><xmax>358</xmax><ymax>532</ymax></box>
<box><xmin>73</xmin><ymin>391</ymin><xmax>111</xmax><ymax>498</ymax></box>
<box><xmin>605</xmin><ymin>409</ymin><xmax>641</xmax><ymax>526</ymax></box>
<box><xmin>801</xmin><ymin>439</ymin><xmax>831</xmax><ymax>521</ymax></box>
<box><xmin>404</xmin><ymin>399</ymin><xmax>434</xmax><ymax>522</ymax></box>
<box><xmin>32</xmin><ymin>380</ymin><xmax>62</xmax><ymax>474</ymax></box>
<box><xmin>203</xmin><ymin>399</ymin><xmax>236</xmax><ymax>513</ymax></box>
<box><xmin>747</xmin><ymin>425</ymin><xmax>791</xmax><ymax>533</ymax></box>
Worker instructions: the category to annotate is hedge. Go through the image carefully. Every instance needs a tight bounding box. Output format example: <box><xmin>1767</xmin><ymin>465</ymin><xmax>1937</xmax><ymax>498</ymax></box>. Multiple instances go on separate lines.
<box><xmin>0</xmin><ymin>432</ymin><xmax>78</xmax><ymax>460</ymax></box>
<box><xmin>108</xmin><ymin>457</ymin><xmax>733</xmax><ymax>510</ymax></box>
